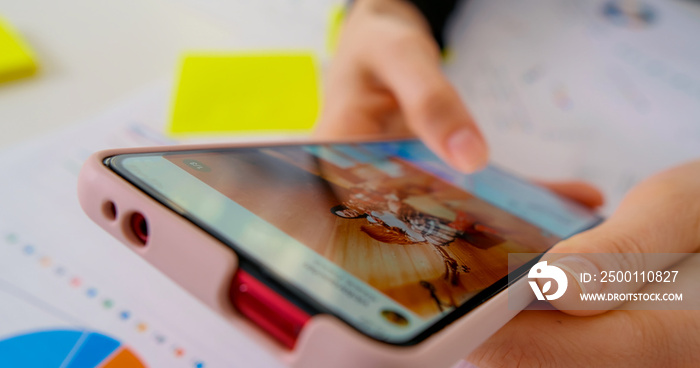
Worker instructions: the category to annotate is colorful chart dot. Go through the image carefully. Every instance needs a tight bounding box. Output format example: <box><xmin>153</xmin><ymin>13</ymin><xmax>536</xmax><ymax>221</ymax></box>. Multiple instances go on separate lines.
<box><xmin>174</xmin><ymin>347</ymin><xmax>185</xmax><ymax>358</ymax></box>
<box><xmin>5</xmin><ymin>233</ymin><xmax>18</xmax><ymax>244</ymax></box>
<box><xmin>39</xmin><ymin>257</ymin><xmax>52</xmax><ymax>267</ymax></box>
<box><xmin>136</xmin><ymin>323</ymin><xmax>147</xmax><ymax>333</ymax></box>
<box><xmin>2</xmin><ymin>232</ymin><xmax>199</xmax><ymax>365</ymax></box>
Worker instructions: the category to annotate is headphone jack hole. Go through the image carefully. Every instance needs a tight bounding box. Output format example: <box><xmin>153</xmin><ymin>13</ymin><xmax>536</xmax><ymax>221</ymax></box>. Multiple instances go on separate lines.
<box><xmin>103</xmin><ymin>201</ymin><xmax>117</xmax><ymax>221</ymax></box>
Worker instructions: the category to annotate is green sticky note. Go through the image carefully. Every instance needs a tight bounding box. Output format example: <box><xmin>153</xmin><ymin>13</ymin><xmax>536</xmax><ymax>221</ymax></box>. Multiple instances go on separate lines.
<box><xmin>0</xmin><ymin>17</ymin><xmax>38</xmax><ymax>83</ymax></box>
<box><xmin>169</xmin><ymin>53</ymin><xmax>320</xmax><ymax>136</ymax></box>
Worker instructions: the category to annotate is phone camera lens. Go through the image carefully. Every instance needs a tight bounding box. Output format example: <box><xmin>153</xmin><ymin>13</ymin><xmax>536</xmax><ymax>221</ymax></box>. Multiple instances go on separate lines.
<box><xmin>129</xmin><ymin>212</ymin><xmax>149</xmax><ymax>246</ymax></box>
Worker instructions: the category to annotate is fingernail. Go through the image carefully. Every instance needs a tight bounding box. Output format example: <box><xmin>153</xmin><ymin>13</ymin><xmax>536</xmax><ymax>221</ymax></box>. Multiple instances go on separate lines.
<box><xmin>447</xmin><ymin>129</ymin><xmax>488</xmax><ymax>173</ymax></box>
<box><xmin>553</xmin><ymin>256</ymin><xmax>602</xmax><ymax>294</ymax></box>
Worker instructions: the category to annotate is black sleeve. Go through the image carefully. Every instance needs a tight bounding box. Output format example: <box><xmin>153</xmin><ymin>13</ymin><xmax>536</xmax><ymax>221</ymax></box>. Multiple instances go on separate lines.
<box><xmin>403</xmin><ymin>0</ymin><xmax>463</xmax><ymax>49</ymax></box>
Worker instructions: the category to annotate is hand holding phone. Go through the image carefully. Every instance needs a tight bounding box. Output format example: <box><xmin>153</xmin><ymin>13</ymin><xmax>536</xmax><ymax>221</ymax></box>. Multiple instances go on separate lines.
<box><xmin>78</xmin><ymin>140</ymin><xmax>600</xmax><ymax>368</ymax></box>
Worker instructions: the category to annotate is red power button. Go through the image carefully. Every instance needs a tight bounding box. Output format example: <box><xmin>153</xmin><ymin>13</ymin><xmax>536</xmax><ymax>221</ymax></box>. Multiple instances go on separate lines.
<box><xmin>230</xmin><ymin>270</ymin><xmax>311</xmax><ymax>349</ymax></box>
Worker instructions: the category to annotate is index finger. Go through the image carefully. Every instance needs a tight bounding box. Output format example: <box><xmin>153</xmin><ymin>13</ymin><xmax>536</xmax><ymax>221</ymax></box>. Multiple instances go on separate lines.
<box><xmin>367</xmin><ymin>32</ymin><xmax>489</xmax><ymax>173</ymax></box>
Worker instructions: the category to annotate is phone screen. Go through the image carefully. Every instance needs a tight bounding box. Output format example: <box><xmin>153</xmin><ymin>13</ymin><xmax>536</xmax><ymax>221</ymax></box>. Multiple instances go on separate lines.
<box><xmin>108</xmin><ymin>140</ymin><xmax>600</xmax><ymax>345</ymax></box>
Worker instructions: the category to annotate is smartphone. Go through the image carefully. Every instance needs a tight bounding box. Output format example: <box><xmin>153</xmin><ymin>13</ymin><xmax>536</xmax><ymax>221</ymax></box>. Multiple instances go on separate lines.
<box><xmin>78</xmin><ymin>139</ymin><xmax>601</xmax><ymax>367</ymax></box>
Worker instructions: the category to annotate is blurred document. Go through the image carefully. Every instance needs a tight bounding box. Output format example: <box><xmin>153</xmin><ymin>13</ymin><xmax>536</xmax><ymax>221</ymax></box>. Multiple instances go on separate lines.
<box><xmin>0</xmin><ymin>84</ymin><xmax>283</xmax><ymax>368</ymax></box>
<box><xmin>447</xmin><ymin>0</ymin><xmax>700</xmax><ymax>213</ymax></box>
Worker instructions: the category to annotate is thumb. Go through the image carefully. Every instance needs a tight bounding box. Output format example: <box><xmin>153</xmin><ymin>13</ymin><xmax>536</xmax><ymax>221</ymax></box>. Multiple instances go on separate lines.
<box><xmin>539</xmin><ymin>161</ymin><xmax>700</xmax><ymax>314</ymax></box>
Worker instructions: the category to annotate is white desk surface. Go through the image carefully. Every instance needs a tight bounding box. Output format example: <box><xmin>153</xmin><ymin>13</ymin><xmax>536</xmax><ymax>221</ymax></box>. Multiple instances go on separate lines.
<box><xmin>0</xmin><ymin>0</ymin><xmax>335</xmax><ymax>149</ymax></box>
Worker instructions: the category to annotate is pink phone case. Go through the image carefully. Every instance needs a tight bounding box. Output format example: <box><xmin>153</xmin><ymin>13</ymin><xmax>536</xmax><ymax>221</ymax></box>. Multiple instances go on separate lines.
<box><xmin>77</xmin><ymin>143</ymin><xmax>534</xmax><ymax>368</ymax></box>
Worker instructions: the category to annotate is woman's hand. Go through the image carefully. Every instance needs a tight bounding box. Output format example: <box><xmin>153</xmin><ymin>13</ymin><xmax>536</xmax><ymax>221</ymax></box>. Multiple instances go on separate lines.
<box><xmin>315</xmin><ymin>0</ymin><xmax>488</xmax><ymax>172</ymax></box>
<box><xmin>469</xmin><ymin>161</ymin><xmax>700</xmax><ymax>367</ymax></box>
<box><xmin>315</xmin><ymin>2</ymin><xmax>699</xmax><ymax>364</ymax></box>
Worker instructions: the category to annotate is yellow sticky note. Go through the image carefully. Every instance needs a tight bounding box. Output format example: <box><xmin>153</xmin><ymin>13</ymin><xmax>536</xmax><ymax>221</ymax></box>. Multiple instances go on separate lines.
<box><xmin>169</xmin><ymin>53</ymin><xmax>320</xmax><ymax>136</ymax></box>
<box><xmin>0</xmin><ymin>18</ymin><xmax>38</xmax><ymax>83</ymax></box>
<box><xmin>326</xmin><ymin>5</ymin><xmax>346</xmax><ymax>54</ymax></box>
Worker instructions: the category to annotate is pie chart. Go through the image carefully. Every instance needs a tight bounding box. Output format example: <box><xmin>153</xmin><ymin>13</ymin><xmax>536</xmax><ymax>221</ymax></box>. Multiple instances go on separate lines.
<box><xmin>0</xmin><ymin>329</ymin><xmax>146</xmax><ymax>367</ymax></box>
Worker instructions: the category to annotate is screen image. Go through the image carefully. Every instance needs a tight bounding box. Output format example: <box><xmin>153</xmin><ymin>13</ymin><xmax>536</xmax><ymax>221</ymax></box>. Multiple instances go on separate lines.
<box><xmin>110</xmin><ymin>140</ymin><xmax>600</xmax><ymax>344</ymax></box>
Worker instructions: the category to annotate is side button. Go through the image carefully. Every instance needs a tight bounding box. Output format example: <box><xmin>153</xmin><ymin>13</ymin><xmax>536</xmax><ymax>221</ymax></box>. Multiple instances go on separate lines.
<box><xmin>230</xmin><ymin>270</ymin><xmax>311</xmax><ymax>349</ymax></box>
